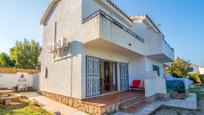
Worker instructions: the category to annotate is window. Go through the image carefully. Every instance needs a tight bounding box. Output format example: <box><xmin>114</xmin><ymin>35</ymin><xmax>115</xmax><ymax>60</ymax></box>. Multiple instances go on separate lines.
<box><xmin>153</xmin><ymin>65</ymin><xmax>160</xmax><ymax>76</ymax></box>
<box><xmin>45</xmin><ymin>67</ymin><xmax>48</xmax><ymax>79</ymax></box>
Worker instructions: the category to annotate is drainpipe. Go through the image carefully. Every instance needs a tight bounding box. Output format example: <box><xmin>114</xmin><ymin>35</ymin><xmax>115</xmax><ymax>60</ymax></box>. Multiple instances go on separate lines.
<box><xmin>70</xmin><ymin>57</ymin><xmax>73</xmax><ymax>98</ymax></box>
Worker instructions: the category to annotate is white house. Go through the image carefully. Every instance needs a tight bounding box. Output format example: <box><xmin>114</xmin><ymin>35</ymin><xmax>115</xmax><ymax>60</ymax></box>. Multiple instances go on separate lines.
<box><xmin>39</xmin><ymin>0</ymin><xmax>175</xmax><ymax>114</ymax></box>
<box><xmin>199</xmin><ymin>67</ymin><xmax>204</xmax><ymax>75</ymax></box>
<box><xmin>191</xmin><ymin>64</ymin><xmax>204</xmax><ymax>75</ymax></box>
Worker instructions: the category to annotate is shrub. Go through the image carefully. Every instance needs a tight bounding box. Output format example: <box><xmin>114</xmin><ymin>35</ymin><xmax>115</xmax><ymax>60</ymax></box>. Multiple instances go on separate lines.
<box><xmin>166</xmin><ymin>57</ymin><xmax>193</xmax><ymax>78</ymax></box>
<box><xmin>189</xmin><ymin>74</ymin><xmax>202</xmax><ymax>84</ymax></box>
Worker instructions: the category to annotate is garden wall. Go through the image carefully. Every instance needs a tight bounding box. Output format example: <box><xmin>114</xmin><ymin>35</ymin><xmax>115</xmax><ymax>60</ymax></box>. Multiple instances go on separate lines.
<box><xmin>0</xmin><ymin>72</ymin><xmax>40</xmax><ymax>90</ymax></box>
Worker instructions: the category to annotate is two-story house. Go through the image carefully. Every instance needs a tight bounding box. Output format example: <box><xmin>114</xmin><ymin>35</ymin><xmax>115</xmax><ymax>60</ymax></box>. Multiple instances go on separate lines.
<box><xmin>39</xmin><ymin>0</ymin><xmax>175</xmax><ymax>114</ymax></box>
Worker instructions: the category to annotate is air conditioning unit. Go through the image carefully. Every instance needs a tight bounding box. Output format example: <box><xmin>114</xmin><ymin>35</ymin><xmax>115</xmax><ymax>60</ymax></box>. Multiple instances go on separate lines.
<box><xmin>50</xmin><ymin>38</ymin><xmax>70</xmax><ymax>55</ymax></box>
<box><xmin>56</xmin><ymin>39</ymin><xmax>62</xmax><ymax>49</ymax></box>
<box><xmin>61</xmin><ymin>37</ymin><xmax>69</xmax><ymax>48</ymax></box>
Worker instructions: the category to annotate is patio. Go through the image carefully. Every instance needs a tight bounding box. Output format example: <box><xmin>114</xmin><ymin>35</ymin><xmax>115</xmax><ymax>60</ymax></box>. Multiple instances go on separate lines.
<box><xmin>82</xmin><ymin>91</ymin><xmax>145</xmax><ymax>107</ymax></box>
<box><xmin>81</xmin><ymin>91</ymin><xmax>146</xmax><ymax>114</ymax></box>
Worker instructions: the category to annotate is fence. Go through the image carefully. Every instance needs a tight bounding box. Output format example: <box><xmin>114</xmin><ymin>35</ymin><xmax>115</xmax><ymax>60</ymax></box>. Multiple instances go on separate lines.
<box><xmin>0</xmin><ymin>68</ymin><xmax>40</xmax><ymax>74</ymax></box>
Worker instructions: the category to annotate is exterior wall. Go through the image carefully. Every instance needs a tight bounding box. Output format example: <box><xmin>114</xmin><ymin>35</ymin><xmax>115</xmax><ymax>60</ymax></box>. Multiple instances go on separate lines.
<box><xmin>130</xmin><ymin>20</ymin><xmax>162</xmax><ymax>56</ymax></box>
<box><xmin>99</xmin><ymin>15</ymin><xmax>146</xmax><ymax>55</ymax></box>
<box><xmin>145</xmin><ymin>76</ymin><xmax>167</xmax><ymax>97</ymax></box>
<box><xmin>82</xmin><ymin>45</ymin><xmax>148</xmax><ymax>98</ymax></box>
<box><xmin>32</xmin><ymin>73</ymin><xmax>40</xmax><ymax>91</ymax></box>
<box><xmin>145</xmin><ymin>57</ymin><xmax>164</xmax><ymax>77</ymax></box>
<box><xmin>82</xmin><ymin>45</ymin><xmax>166</xmax><ymax>98</ymax></box>
<box><xmin>129</xmin><ymin>57</ymin><xmax>146</xmax><ymax>82</ymax></box>
<box><xmin>82</xmin><ymin>14</ymin><xmax>146</xmax><ymax>55</ymax></box>
<box><xmin>131</xmin><ymin>20</ymin><xmax>174</xmax><ymax>61</ymax></box>
<box><xmin>0</xmin><ymin>73</ymin><xmax>39</xmax><ymax>90</ymax></box>
<box><xmin>39</xmin><ymin>0</ymin><xmax>83</xmax><ymax>99</ymax></box>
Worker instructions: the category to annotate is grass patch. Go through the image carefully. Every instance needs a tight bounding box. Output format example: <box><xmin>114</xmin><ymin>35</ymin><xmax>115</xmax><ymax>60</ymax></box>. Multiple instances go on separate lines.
<box><xmin>189</xmin><ymin>84</ymin><xmax>204</xmax><ymax>99</ymax></box>
<box><xmin>0</xmin><ymin>98</ymin><xmax>51</xmax><ymax>115</ymax></box>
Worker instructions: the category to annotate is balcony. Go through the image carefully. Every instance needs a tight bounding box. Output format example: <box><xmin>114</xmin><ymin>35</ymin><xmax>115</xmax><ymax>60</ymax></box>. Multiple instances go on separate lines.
<box><xmin>148</xmin><ymin>37</ymin><xmax>175</xmax><ymax>62</ymax></box>
<box><xmin>82</xmin><ymin>10</ymin><xmax>146</xmax><ymax>56</ymax></box>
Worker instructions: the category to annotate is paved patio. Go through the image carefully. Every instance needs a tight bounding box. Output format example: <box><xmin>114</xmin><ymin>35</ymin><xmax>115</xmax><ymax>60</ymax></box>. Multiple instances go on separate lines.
<box><xmin>25</xmin><ymin>92</ymin><xmax>87</xmax><ymax>115</ymax></box>
<box><xmin>114</xmin><ymin>93</ymin><xmax>197</xmax><ymax>115</ymax></box>
<box><xmin>82</xmin><ymin>91</ymin><xmax>144</xmax><ymax>107</ymax></box>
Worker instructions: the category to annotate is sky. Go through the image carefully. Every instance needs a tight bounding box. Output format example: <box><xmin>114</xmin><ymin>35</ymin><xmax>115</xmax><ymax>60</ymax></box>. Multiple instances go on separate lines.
<box><xmin>0</xmin><ymin>0</ymin><xmax>204</xmax><ymax>65</ymax></box>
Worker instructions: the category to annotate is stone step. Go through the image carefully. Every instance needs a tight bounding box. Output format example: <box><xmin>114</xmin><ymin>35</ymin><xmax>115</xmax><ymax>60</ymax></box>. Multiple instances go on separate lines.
<box><xmin>120</xmin><ymin>96</ymin><xmax>146</xmax><ymax>112</ymax></box>
<box><xmin>124</xmin><ymin>102</ymin><xmax>146</xmax><ymax>113</ymax></box>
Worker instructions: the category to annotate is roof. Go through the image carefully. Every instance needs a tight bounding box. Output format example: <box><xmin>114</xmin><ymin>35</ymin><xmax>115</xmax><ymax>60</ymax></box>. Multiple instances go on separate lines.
<box><xmin>40</xmin><ymin>0</ymin><xmax>162</xmax><ymax>34</ymax></box>
<box><xmin>130</xmin><ymin>15</ymin><xmax>161</xmax><ymax>33</ymax></box>
<box><xmin>40</xmin><ymin>0</ymin><xmax>60</xmax><ymax>25</ymax></box>
<box><xmin>40</xmin><ymin>0</ymin><xmax>132</xmax><ymax>25</ymax></box>
<box><xmin>106</xmin><ymin>0</ymin><xmax>132</xmax><ymax>22</ymax></box>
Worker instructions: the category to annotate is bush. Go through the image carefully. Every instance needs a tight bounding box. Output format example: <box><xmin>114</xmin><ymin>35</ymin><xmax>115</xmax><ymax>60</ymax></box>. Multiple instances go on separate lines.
<box><xmin>189</xmin><ymin>74</ymin><xmax>202</xmax><ymax>84</ymax></box>
<box><xmin>200</xmin><ymin>75</ymin><xmax>204</xmax><ymax>83</ymax></box>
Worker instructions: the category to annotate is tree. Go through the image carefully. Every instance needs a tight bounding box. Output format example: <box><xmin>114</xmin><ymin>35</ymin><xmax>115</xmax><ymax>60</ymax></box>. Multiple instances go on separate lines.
<box><xmin>167</xmin><ymin>57</ymin><xmax>193</xmax><ymax>77</ymax></box>
<box><xmin>0</xmin><ymin>52</ymin><xmax>15</xmax><ymax>67</ymax></box>
<box><xmin>10</xmin><ymin>39</ymin><xmax>41</xmax><ymax>69</ymax></box>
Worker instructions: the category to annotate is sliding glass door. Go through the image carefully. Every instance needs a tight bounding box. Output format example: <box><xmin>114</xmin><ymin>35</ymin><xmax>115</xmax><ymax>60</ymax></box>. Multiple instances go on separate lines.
<box><xmin>86</xmin><ymin>56</ymin><xmax>100</xmax><ymax>97</ymax></box>
<box><xmin>100</xmin><ymin>61</ymin><xmax>117</xmax><ymax>94</ymax></box>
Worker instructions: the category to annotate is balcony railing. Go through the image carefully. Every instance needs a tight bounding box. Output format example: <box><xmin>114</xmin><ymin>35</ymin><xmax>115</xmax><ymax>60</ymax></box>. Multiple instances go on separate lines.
<box><xmin>82</xmin><ymin>10</ymin><xmax>144</xmax><ymax>43</ymax></box>
<box><xmin>162</xmin><ymin>38</ymin><xmax>174</xmax><ymax>52</ymax></box>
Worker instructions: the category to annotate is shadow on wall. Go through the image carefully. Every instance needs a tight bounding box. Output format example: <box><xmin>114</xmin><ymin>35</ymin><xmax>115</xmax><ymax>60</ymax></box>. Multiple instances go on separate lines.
<box><xmin>69</xmin><ymin>40</ymin><xmax>83</xmax><ymax>57</ymax></box>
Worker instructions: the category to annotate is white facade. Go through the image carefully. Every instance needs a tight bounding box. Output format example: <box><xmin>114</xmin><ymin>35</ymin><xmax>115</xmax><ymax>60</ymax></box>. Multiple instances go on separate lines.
<box><xmin>39</xmin><ymin>0</ymin><xmax>174</xmax><ymax>99</ymax></box>
<box><xmin>191</xmin><ymin>64</ymin><xmax>204</xmax><ymax>75</ymax></box>
<box><xmin>199</xmin><ymin>67</ymin><xmax>204</xmax><ymax>75</ymax></box>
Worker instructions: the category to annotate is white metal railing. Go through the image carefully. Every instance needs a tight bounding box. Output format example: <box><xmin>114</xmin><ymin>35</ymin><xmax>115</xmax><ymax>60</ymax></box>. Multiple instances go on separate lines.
<box><xmin>162</xmin><ymin>38</ymin><xmax>175</xmax><ymax>60</ymax></box>
<box><xmin>162</xmin><ymin>38</ymin><xmax>174</xmax><ymax>52</ymax></box>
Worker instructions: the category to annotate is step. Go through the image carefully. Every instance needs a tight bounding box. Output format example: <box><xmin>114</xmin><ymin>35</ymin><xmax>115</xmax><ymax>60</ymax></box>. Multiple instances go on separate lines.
<box><xmin>120</xmin><ymin>100</ymin><xmax>146</xmax><ymax>110</ymax></box>
<box><xmin>120</xmin><ymin>98</ymin><xmax>145</xmax><ymax>108</ymax></box>
<box><xmin>123</xmin><ymin>102</ymin><xmax>146</xmax><ymax>113</ymax></box>
<box><xmin>120</xmin><ymin>96</ymin><xmax>146</xmax><ymax>112</ymax></box>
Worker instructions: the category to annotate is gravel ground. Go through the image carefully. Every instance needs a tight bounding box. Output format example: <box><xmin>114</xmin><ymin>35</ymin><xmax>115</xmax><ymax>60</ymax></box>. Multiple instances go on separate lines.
<box><xmin>152</xmin><ymin>96</ymin><xmax>204</xmax><ymax>115</ymax></box>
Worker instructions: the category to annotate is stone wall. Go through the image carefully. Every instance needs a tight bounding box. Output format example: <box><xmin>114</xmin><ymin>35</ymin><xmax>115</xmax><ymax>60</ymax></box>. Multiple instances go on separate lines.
<box><xmin>41</xmin><ymin>91</ymin><xmax>137</xmax><ymax>115</ymax></box>
<box><xmin>42</xmin><ymin>91</ymin><xmax>102</xmax><ymax>115</ymax></box>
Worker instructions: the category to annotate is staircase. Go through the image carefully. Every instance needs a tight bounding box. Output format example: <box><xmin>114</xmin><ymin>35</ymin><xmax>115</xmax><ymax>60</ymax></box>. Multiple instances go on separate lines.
<box><xmin>120</xmin><ymin>96</ymin><xmax>146</xmax><ymax>112</ymax></box>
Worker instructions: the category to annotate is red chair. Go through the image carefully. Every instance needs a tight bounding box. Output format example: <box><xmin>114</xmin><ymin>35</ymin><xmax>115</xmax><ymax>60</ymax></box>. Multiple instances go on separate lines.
<box><xmin>129</xmin><ymin>80</ymin><xmax>141</xmax><ymax>90</ymax></box>
<box><xmin>130</xmin><ymin>80</ymin><xmax>145</xmax><ymax>91</ymax></box>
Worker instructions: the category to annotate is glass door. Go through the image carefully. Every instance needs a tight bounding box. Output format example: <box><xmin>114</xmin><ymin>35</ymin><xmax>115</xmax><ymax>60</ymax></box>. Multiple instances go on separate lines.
<box><xmin>100</xmin><ymin>61</ymin><xmax>117</xmax><ymax>94</ymax></box>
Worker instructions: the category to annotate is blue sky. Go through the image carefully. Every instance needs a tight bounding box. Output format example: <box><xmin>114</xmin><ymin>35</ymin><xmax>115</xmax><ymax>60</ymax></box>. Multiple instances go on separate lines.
<box><xmin>0</xmin><ymin>0</ymin><xmax>204</xmax><ymax>65</ymax></box>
